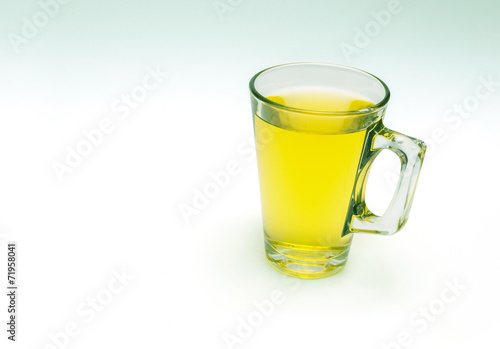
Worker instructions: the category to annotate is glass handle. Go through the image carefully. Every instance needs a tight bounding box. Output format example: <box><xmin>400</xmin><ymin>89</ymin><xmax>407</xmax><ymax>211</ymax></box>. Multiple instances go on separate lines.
<box><xmin>350</xmin><ymin>122</ymin><xmax>427</xmax><ymax>235</ymax></box>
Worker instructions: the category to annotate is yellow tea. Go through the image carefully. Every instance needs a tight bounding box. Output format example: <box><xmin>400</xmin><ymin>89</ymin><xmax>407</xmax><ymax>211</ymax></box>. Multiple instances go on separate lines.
<box><xmin>254</xmin><ymin>90</ymin><xmax>374</xmax><ymax>272</ymax></box>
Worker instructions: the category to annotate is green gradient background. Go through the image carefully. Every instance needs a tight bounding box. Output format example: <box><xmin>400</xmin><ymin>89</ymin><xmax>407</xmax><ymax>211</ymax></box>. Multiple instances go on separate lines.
<box><xmin>0</xmin><ymin>1</ymin><xmax>499</xmax><ymax>348</ymax></box>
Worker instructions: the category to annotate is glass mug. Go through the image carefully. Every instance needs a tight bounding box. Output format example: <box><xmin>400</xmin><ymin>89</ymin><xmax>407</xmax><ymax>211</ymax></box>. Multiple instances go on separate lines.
<box><xmin>249</xmin><ymin>63</ymin><xmax>426</xmax><ymax>279</ymax></box>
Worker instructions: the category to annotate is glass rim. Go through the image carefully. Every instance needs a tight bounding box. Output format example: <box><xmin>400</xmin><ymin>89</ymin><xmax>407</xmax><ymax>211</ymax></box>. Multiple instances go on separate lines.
<box><xmin>249</xmin><ymin>62</ymin><xmax>391</xmax><ymax>116</ymax></box>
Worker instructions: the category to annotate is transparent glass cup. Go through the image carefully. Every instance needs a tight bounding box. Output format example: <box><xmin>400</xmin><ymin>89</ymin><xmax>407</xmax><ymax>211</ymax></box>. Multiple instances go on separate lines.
<box><xmin>249</xmin><ymin>63</ymin><xmax>426</xmax><ymax>279</ymax></box>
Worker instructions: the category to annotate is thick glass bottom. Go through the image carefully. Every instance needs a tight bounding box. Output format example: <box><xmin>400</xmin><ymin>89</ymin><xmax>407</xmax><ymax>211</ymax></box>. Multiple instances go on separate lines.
<box><xmin>264</xmin><ymin>240</ymin><xmax>350</xmax><ymax>279</ymax></box>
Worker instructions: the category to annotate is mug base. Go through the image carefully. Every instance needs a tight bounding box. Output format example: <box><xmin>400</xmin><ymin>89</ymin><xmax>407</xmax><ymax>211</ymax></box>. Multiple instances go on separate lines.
<box><xmin>265</xmin><ymin>240</ymin><xmax>349</xmax><ymax>279</ymax></box>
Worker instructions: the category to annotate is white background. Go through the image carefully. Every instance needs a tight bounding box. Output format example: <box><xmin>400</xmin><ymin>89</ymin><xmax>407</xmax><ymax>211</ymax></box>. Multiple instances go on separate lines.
<box><xmin>1</xmin><ymin>0</ymin><xmax>499</xmax><ymax>348</ymax></box>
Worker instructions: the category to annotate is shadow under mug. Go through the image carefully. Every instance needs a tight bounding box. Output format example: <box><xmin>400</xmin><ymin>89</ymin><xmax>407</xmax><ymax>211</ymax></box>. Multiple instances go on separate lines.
<box><xmin>250</xmin><ymin>63</ymin><xmax>426</xmax><ymax>279</ymax></box>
